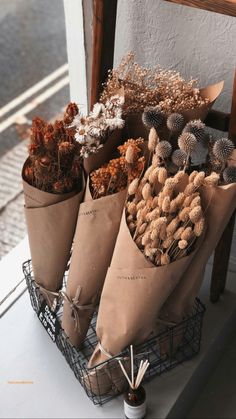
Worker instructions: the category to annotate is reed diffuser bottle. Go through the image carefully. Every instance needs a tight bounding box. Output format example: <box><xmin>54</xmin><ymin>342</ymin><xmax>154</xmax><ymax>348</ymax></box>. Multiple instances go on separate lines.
<box><xmin>119</xmin><ymin>345</ymin><xmax>149</xmax><ymax>419</ymax></box>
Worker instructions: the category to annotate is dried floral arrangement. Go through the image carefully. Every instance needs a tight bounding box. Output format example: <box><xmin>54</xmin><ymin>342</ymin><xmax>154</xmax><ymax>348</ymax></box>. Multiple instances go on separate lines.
<box><xmin>23</xmin><ymin>103</ymin><xmax>82</xmax><ymax>194</ymax></box>
<box><xmin>90</xmin><ymin>138</ymin><xmax>145</xmax><ymax>199</ymax></box>
<box><xmin>71</xmin><ymin>94</ymin><xmax>125</xmax><ymax>158</ymax></box>
<box><xmin>100</xmin><ymin>52</ymin><xmax>208</xmax><ymax>115</ymax></box>
<box><xmin>125</xmin><ymin>113</ymin><xmax>236</xmax><ymax>266</ymax></box>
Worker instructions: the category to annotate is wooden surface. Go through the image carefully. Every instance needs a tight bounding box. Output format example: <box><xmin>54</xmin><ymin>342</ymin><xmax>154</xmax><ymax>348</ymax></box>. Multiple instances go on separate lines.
<box><xmin>90</xmin><ymin>0</ymin><xmax>117</xmax><ymax>108</ymax></box>
<box><xmin>164</xmin><ymin>0</ymin><xmax>236</xmax><ymax>17</ymax></box>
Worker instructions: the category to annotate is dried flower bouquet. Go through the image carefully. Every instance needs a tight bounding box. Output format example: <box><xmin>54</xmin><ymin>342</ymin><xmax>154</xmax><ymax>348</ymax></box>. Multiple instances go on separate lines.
<box><xmin>100</xmin><ymin>52</ymin><xmax>223</xmax><ymax>139</ymax></box>
<box><xmin>88</xmin><ymin>111</ymin><xmax>236</xmax><ymax>392</ymax></box>
<box><xmin>61</xmin><ymin>139</ymin><xmax>145</xmax><ymax>348</ymax></box>
<box><xmin>22</xmin><ymin>104</ymin><xmax>85</xmax><ymax>307</ymax></box>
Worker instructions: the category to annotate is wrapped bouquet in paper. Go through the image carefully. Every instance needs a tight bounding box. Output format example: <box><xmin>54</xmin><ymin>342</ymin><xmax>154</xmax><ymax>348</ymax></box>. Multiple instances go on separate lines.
<box><xmin>71</xmin><ymin>93</ymin><xmax>125</xmax><ymax>174</ymax></box>
<box><xmin>100</xmin><ymin>52</ymin><xmax>223</xmax><ymax>139</ymax></box>
<box><xmin>22</xmin><ymin>104</ymin><xmax>84</xmax><ymax>307</ymax></box>
<box><xmin>88</xmin><ymin>125</ymin><xmax>208</xmax><ymax>382</ymax></box>
<box><xmin>61</xmin><ymin>139</ymin><xmax>145</xmax><ymax>348</ymax></box>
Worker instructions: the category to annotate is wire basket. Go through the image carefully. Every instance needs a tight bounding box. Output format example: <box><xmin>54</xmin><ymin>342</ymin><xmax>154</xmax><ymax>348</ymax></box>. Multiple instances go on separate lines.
<box><xmin>23</xmin><ymin>259</ymin><xmax>205</xmax><ymax>406</ymax></box>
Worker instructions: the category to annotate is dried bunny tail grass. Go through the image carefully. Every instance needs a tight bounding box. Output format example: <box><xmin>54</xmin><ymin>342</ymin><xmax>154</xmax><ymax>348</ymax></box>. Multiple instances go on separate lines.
<box><xmin>137</xmin><ymin>199</ymin><xmax>146</xmax><ymax>210</ymax></box>
<box><xmin>169</xmin><ymin>199</ymin><xmax>178</xmax><ymax>213</ymax></box>
<box><xmin>194</xmin><ymin>218</ymin><xmax>205</xmax><ymax>237</ymax></box>
<box><xmin>128</xmin><ymin>222</ymin><xmax>136</xmax><ymax>232</ymax></box>
<box><xmin>173</xmin><ymin>226</ymin><xmax>185</xmax><ymax>240</ymax></box>
<box><xmin>152</xmin><ymin>153</ymin><xmax>159</xmax><ymax>167</ymax></box>
<box><xmin>138</xmin><ymin>222</ymin><xmax>147</xmax><ymax>235</ymax></box>
<box><xmin>142</xmin><ymin>107</ymin><xmax>165</xmax><ymax>130</ymax></box>
<box><xmin>127</xmin><ymin>202</ymin><xmax>137</xmax><ymax>215</ymax></box>
<box><xmin>190</xmin><ymin>195</ymin><xmax>201</xmax><ymax>208</ymax></box>
<box><xmin>179</xmin><ymin>207</ymin><xmax>190</xmax><ymax>222</ymax></box>
<box><xmin>167</xmin><ymin>113</ymin><xmax>185</xmax><ymax>133</ymax></box>
<box><xmin>171</xmin><ymin>149</ymin><xmax>187</xmax><ymax>167</ymax></box>
<box><xmin>156</xmin><ymin>141</ymin><xmax>172</xmax><ymax>159</ymax></box>
<box><xmin>178</xmin><ymin>132</ymin><xmax>197</xmax><ymax>154</ymax></box>
<box><xmin>127</xmin><ymin>214</ymin><xmax>133</xmax><ymax>223</ymax></box>
<box><xmin>174</xmin><ymin>170</ymin><xmax>186</xmax><ymax>183</ymax></box>
<box><xmin>223</xmin><ymin>166</ymin><xmax>236</xmax><ymax>184</ymax></box>
<box><xmin>152</xmin><ymin>196</ymin><xmax>159</xmax><ymax>208</ymax></box>
<box><xmin>189</xmin><ymin>206</ymin><xmax>202</xmax><ymax>223</ymax></box>
<box><xmin>161</xmin><ymin>253</ymin><xmax>170</xmax><ymax>266</ymax></box>
<box><xmin>204</xmin><ymin>172</ymin><xmax>220</xmax><ymax>186</ymax></box>
<box><xmin>144</xmin><ymin>165</ymin><xmax>154</xmax><ymax>180</ymax></box>
<box><xmin>125</xmin><ymin>145</ymin><xmax>135</xmax><ymax>164</ymax></box>
<box><xmin>183</xmin><ymin>119</ymin><xmax>206</xmax><ymax>143</ymax></box>
<box><xmin>163</xmin><ymin>236</ymin><xmax>174</xmax><ymax>249</ymax></box>
<box><xmin>213</xmin><ymin>138</ymin><xmax>234</xmax><ymax>162</ymax></box>
<box><xmin>189</xmin><ymin>170</ymin><xmax>199</xmax><ymax>182</ymax></box>
<box><xmin>128</xmin><ymin>178</ymin><xmax>139</xmax><ymax>195</ymax></box>
<box><xmin>142</xmin><ymin>183</ymin><xmax>152</xmax><ymax>200</ymax></box>
<box><xmin>178</xmin><ymin>239</ymin><xmax>188</xmax><ymax>249</ymax></box>
<box><xmin>153</xmin><ymin>216</ymin><xmax>167</xmax><ymax>231</ymax></box>
<box><xmin>150</xmin><ymin>228</ymin><xmax>159</xmax><ymax>241</ymax></box>
<box><xmin>158</xmin><ymin>167</ymin><xmax>168</xmax><ymax>184</ymax></box>
<box><xmin>166</xmin><ymin>217</ymin><xmax>179</xmax><ymax>236</ymax></box>
<box><xmin>149</xmin><ymin>167</ymin><xmax>159</xmax><ymax>184</ymax></box>
<box><xmin>175</xmin><ymin>192</ymin><xmax>185</xmax><ymax>207</ymax></box>
<box><xmin>146</xmin><ymin>207</ymin><xmax>160</xmax><ymax>222</ymax></box>
<box><xmin>193</xmin><ymin>171</ymin><xmax>205</xmax><ymax>187</ymax></box>
<box><xmin>142</xmin><ymin>231</ymin><xmax>151</xmax><ymax>246</ymax></box>
<box><xmin>184</xmin><ymin>183</ymin><xmax>196</xmax><ymax>196</ymax></box>
<box><xmin>159</xmin><ymin>223</ymin><xmax>167</xmax><ymax>240</ymax></box>
<box><xmin>162</xmin><ymin>196</ymin><xmax>171</xmax><ymax>213</ymax></box>
<box><xmin>135</xmin><ymin>236</ymin><xmax>143</xmax><ymax>248</ymax></box>
<box><xmin>181</xmin><ymin>226</ymin><xmax>194</xmax><ymax>241</ymax></box>
<box><xmin>148</xmin><ymin>128</ymin><xmax>159</xmax><ymax>151</ymax></box>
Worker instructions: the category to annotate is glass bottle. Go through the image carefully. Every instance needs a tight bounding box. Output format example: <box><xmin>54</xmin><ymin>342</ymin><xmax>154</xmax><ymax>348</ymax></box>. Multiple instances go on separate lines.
<box><xmin>124</xmin><ymin>386</ymin><xmax>146</xmax><ymax>419</ymax></box>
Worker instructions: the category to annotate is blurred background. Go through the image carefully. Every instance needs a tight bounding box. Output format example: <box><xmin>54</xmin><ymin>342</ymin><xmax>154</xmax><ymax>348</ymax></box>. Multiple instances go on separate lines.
<box><xmin>0</xmin><ymin>0</ymin><xmax>68</xmax><ymax>258</ymax></box>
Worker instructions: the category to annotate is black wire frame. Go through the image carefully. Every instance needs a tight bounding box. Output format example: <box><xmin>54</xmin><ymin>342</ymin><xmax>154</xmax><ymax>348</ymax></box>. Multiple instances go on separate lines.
<box><xmin>23</xmin><ymin>259</ymin><xmax>206</xmax><ymax>406</ymax></box>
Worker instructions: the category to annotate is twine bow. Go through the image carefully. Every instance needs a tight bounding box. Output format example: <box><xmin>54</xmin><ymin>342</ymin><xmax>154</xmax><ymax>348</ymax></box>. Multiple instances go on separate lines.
<box><xmin>61</xmin><ymin>286</ymin><xmax>94</xmax><ymax>333</ymax></box>
<box><xmin>39</xmin><ymin>285</ymin><xmax>60</xmax><ymax>312</ymax></box>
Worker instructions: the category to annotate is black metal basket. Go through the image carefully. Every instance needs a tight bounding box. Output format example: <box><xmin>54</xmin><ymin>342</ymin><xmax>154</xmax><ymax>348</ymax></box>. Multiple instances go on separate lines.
<box><xmin>23</xmin><ymin>259</ymin><xmax>205</xmax><ymax>406</ymax></box>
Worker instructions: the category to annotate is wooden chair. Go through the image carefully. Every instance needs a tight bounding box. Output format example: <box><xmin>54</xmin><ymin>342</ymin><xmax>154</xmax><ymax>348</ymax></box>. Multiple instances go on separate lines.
<box><xmin>89</xmin><ymin>0</ymin><xmax>236</xmax><ymax>303</ymax></box>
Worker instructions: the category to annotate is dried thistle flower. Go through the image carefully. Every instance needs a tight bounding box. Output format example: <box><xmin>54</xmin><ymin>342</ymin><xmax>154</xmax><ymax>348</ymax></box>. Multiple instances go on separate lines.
<box><xmin>142</xmin><ymin>107</ymin><xmax>165</xmax><ymax>130</ymax></box>
<box><xmin>148</xmin><ymin>127</ymin><xmax>159</xmax><ymax>151</ymax></box>
<box><xmin>223</xmin><ymin>166</ymin><xmax>236</xmax><ymax>184</ymax></box>
<box><xmin>178</xmin><ymin>132</ymin><xmax>197</xmax><ymax>154</ymax></box>
<box><xmin>167</xmin><ymin>113</ymin><xmax>185</xmax><ymax>132</ymax></box>
<box><xmin>204</xmin><ymin>172</ymin><xmax>220</xmax><ymax>186</ymax></box>
<box><xmin>183</xmin><ymin>119</ymin><xmax>206</xmax><ymax>143</ymax></box>
<box><xmin>156</xmin><ymin>141</ymin><xmax>172</xmax><ymax>159</ymax></box>
<box><xmin>171</xmin><ymin>149</ymin><xmax>187</xmax><ymax>167</ymax></box>
<box><xmin>189</xmin><ymin>206</ymin><xmax>202</xmax><ymax>223</ymax></box>
<box><xmin>213</xmin><ymin>138</ymin><xmax>234</xmax><ymax>163</ymax></box>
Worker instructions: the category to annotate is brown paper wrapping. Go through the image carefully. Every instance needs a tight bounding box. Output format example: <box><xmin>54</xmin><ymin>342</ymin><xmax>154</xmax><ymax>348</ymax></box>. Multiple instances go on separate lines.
<box><xmin>88</xmin><ymin>209</ymin><xmax>204</xmax><ymax>376</ymax></box>
<box><xmin>159</xmin><ymin>183</ymin><xmax>236</xmax><ymax>324</ymax></box>
<box><xmin>23</xmin><ymin>163</ymin><xmax>85</xmax><ymax>306</ymax></box>
<box><xmin>61</xmin><ymin>181</ymin><xmax>127</xmax><ymax>348</ymax></box>
<box><xmin>125</xmin><ymin>81</ymin><xmax>224</xmax><ymax>140</ymax></box>
<box><xmin>83</xmin><ymin>129</ymin><xmax>123</xmax><ymax>175</ymax></box>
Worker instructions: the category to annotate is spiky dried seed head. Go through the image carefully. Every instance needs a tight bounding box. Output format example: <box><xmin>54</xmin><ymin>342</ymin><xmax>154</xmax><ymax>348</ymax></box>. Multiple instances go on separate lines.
<box><xmin>148</xmin><ymin>128</ymin><xmax>158</xmax><ymax>151</ymax></box>
<box><xmin>213</xmin><ymin>138</ymin><xmax>234</xmax><ymax>162</ymax></box>
<box><xmin>189</xmin><ymin>206</ymin><xmax>202</xmax><ymax>223</ymax></box>
<box><xmin>142</xmin><ymin>183</ymin><xmax>152</xmax><ymax>200</ymax></box>
<box><xmin>204</xmin><ymin>172</ymin><xmax>220</xmax><ymax>186</ymax></box>
<box><xmin>223</xmin><ymin>166</ymin><xmax>236</xmax><ymax>184</ymax></box>
<box><xmin>142</xmin><ymin>107</ymin><xmax>165</xmax><ymax>130</ymax></box>
<box><xmin>156</xmin><ymin>141</ymin><xmax>172</xmax><ymax>159</ymax></box>
<box><xmin>167</xmin><ymin>113</ymin><xmax>185</xmax><ymax>132</ymax></box>
<box><xmin>183</xmin><ymin>119</ymin><xmax>206</xmax><ymax>142</ymax></box>
<box><xmin>178</xmin><ymin>132</ymin><xmax>197</xmax><ymax>154</ymax></box>
<box><xmin>171</xmin><ymin>149</ymin><xmax>187</xmax><ymax>167</ymax></box>
<box><xmin>158</xmin><ymin>167</ymin><xmax>168</xmax><ymax>184</ymax></box>
<box><xmin>128</xmin><ymin>178</ymin><xmax>139</xmax><ymax>195</ymax></box>
<box><xmin>178</xmin><ymin>239</ymin><xmax>188</xmax><ymax>249</ymax></box>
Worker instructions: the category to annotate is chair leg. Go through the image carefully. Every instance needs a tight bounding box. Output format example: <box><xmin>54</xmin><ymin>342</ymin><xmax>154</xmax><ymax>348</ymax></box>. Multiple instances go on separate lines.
<box><xmin>210</xmin><ymin>211</ymin><xmax>235</xmax><ymax>303</ymax></box>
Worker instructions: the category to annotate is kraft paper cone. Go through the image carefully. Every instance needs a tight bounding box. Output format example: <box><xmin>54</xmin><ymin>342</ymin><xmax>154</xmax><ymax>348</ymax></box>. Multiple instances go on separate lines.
<box><xmin>89</xmin><ymin>209</ymin><xmax>204</xmax><ymax>374</ymax></box>
<box><xmin>125</xmin><ymin>81</ymin><xmax>224</xmax><ymax>140</ymax></box>
<box><xmin>61</xmin><ymin>181</ymin><xmax>127</xmax><ymax>348</ymax></box>
<box><xmin>23</xmin><ymin>167</ymin><xmax>85</xmax><ymax>306</ymax></box>
<box><xmin>159</xmin><ymin>182</ymin><xmax>236</xmax><ymax>324</ymax></box>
